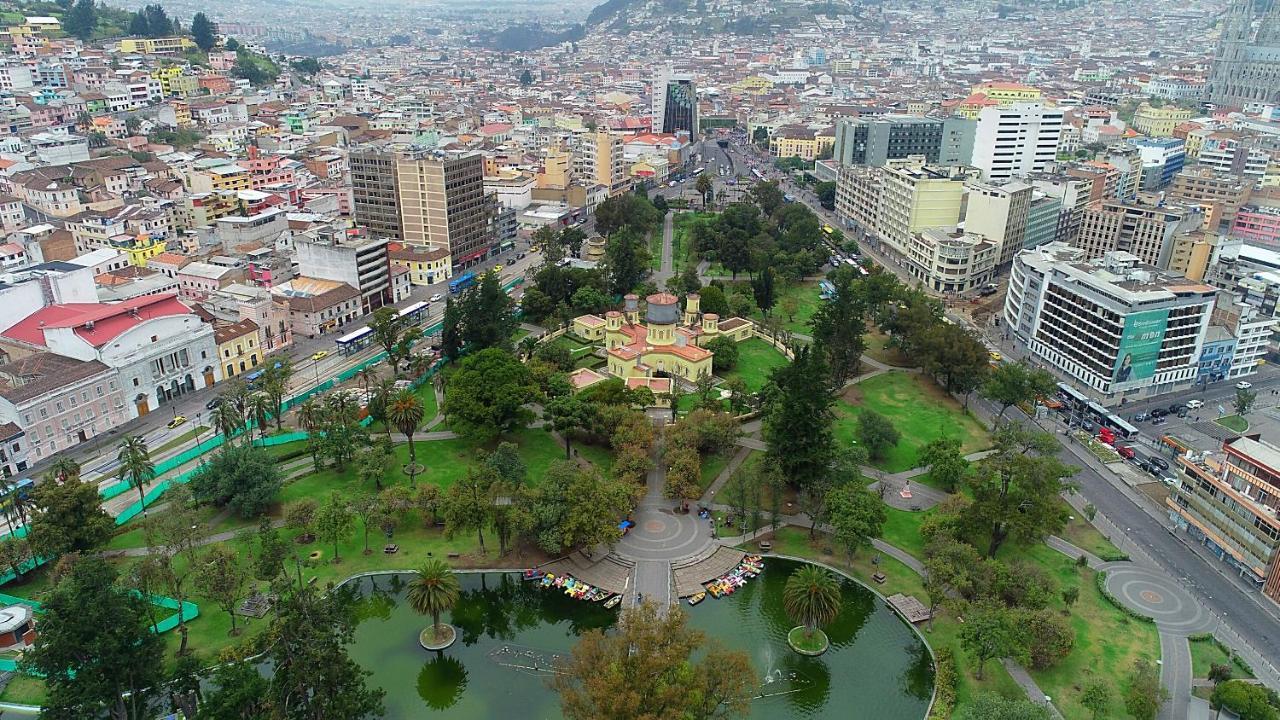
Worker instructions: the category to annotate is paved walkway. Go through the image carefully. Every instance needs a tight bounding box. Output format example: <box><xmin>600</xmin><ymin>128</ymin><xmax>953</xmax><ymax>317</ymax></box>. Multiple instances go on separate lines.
<box><xmin>654</xmin><ymin>211</ymin><xmax>675</xmax><ymax>287</ymax></box>
<box><xmin>1160</xmin><ymin>632</ymin><xmax>1192</xmax><ymax>720</ymax></box>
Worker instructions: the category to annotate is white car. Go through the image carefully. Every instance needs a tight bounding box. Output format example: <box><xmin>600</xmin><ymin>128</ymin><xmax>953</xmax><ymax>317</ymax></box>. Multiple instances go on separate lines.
<box><xmin>1236</xmin><ymin>381</ymin><xmax>1253</xmax><ymax>390</ymax></box>
<box><xmin>429</xmin><ymin>293</ymin><xmax>443</xmax><ymax>303</ymax></box>
<box><xmin>1185</xmin><ymin>399</ymin><xmax>1204</xmax><ymax>410</ymax></box>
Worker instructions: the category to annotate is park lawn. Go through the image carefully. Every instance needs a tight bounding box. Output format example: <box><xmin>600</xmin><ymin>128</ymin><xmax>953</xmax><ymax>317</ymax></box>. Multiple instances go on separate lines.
<box><xmin>720</xmin><ymin>338</ymin><xmax>789</xmax><ymax>392</ymax></box>
<box><xmin>1215</xmin><ymin>414</ymin><xmax>1249</xmax><ymax>432</ymax></box>
<box><xmin>1020</xmin><ymin>543</ymin><xmax>1162</xmax><ymax>720</ymax></box>
<box><xmin>649</xmin><ymin>228</ymin><xmax>662</xmax><ymax>270</ymax></box>
<box><xmin>0</xmin><ymin>674</ymin><xmax>47</xmax><ymax>706</ymax></box>
<box><xmin>1057</xmin><ymin>503</ymin><xmax>1127</xmax><ymax>561</ymax></box>
<box><xmin>864</xmin><ymin>329</ymin><xmax>913</xmax><ymax>367</ymax></box>
<box><xmin>751</xmin><ymin>282</ymin><xmax>824</xmax><ymax>335</ymax></box>
<box><xmin>699</xmin><ymin>450</ymin><xmax>733</xmax><ymax>492</ymax></box>
<box><xmin>512</xmin><ymin>327</ymin><xmax>530</xmax><ymax>344</ymax></box>
<box><xmin>574</xmin><ymin>441</ymin><xmax>616</xmax><ymax>476</ymax></box>
<box><xmin>673</xmin><ymin>211</ymin><xmax>715</xmax><ymax>266</ymax></box>
<box><xmin>834</xmin><ymin>372</ymin><xmax>990</xmax><ymax>473</ymax></box>
<box><xmin>545</xmin><ymin>334</ymin><xmax>598</xmax><ymax>362</ymax></box>
<box><xmin>1188</xmin><ymin>636</ymin><xmax>1254</xmax><ymax>679</ymax></box>
<box><xmin>880</xmin><ymin>507</ymin><xmax>931</xmax><ymax>560</ymax></box>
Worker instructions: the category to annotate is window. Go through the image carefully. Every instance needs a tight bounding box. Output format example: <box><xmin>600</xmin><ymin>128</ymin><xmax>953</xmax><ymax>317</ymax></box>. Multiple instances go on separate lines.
<box><xmin>38</xmin><ymin>408</ymin><xmax>47</xmax><ymax>419</ymax></box>
<box><xmin>96</xmin><ymin>385</ymin><xmax>103</xmax><ymax>397</ymax></box>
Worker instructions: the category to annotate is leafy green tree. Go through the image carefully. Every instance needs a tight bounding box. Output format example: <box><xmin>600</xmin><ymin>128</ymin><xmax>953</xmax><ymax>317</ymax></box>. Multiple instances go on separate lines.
<box><xmin>552</xmin><ymin>601</ymin><xmax>754</xmax><ymax>720</ymax></box>
<box><xmin>826</xmin><ymin>481</ymin><xmax>885</xmax><ymax>561</ymax></box>
<box><xmin>0</xmin><ymin>536</ymin><xmax>30</xmax><ymax>580</ymax></box>
<box><xmin>28</xmin><ymin>475</ymin><xmax>114</xmax><ymax>558</ymax></box>
<box><xmin>958</xmin><ymin>603</ymin><xmax>1019</xmax><ymax>680</ymax></box>
<box><xmin>1017</xmin><ymin>608</ymin><xmax>1074</xmax><ymax>669</ymax></box>
<box><xmin>1236</xmin><ymin>387</ymin><xmax>1257</xmax><ymax>415</ymax></box>
<box><xmin>809</xmin><ymin>267</ymin><xmax>867</xmax><ymax>384</ymax></box>
<box><xmin>442</xmin><ymin>348</ymin><xmax>536</xmax><ymax>444</ymax></box>
<box><xmin>964</xmin><ymin>423</ymin><xmax>1075</xmax><ymax>556</ymax></box>
<box><xmin>703</xmin><ymin>335</ymin><xmax>739</xmax><ymax>373</ymax></box>
<box><xmin>368</xmin><ymin>306</ymin><xmax>405</xmax><ymax>369</ymax></box>
<box><xmin>1211</xmin><ymin>680</ymin><xmax>1278</xmax><ymax>720</ymax></box>
<box><xmin>441</xmin><ymin>466</ymin><xmax>494</xmax><ymax>554</ymax></box>
<box><xmin>313</xmin><ymin>492</ymin><xmax>354</xmax><ymax>562</ymax></box>
<box><xmin>1208</xmin><ymin>662</ymin><xmax>1234</xmax><ymax>686</ymax></box>
<box><xmin>194</xmin><ymin>544</ymin><xmax>250</xmax><ymax>636</ymax></box>
<box><xmin>22</xmin><ymin>557</ymin><xmax>165</xmax><ymax>720</ymax></box>
<box><xmin>117</xmin><ymin>434</ymin><xmax>156</xmax><ymax>518</ymax></box>
<box><xmin>442</xmin><ymin>296</ymin><xmax>464</xmax><ymax>361</ymax></box>
<box><xmin>407</xmin><ymin>557</ymin><xmax>461</xmax><ymax>643</ymax></box>
<box><xmin>603</xmin><ymin>227</ymin><xmax>650</xmax><ymax>295</ymax></box>
<box><xmin>782</xmin><ymin>565</ymin><xmax>842</xmax><ymax>643</ymax></box>
<box><xmin>763</xmin><ymin>345</ymin><xmax>835</xmax><ymax>490</ymax></box>
<box><xmin>751</xmin><ymin>181</ymin><xmax>784</xmax><ymax>217</ymax></box>
<box><xmin>143</xmin><ymin>4</ymin><xmax>173</xmax><ymax>35</ymax></box>
<box><xmin>919</xmin><ymin>322</ymin><xmax>990</xmax><ymax>404</ymax></box>
<box><xmin>252</xmin><ymin>516</ymin><xmax>290</xmax><ymax>583</ymax></box>
<box><xmin>64</xmin><ymin>0</ymin><xmax>98</xmax><ymax>40</ymax></box>
<box><xmin>571</xmin><ymin>285</ymin><xmax>609</xmax><ymax>313</ymax></box>
<box><xmin>141</xmin><ymin>485</ymin><xmax>202</xmax><ymax>653</ymax></box>
<box><xmin>188</xmin><ymin>444</ymin><xmax>282</xmax><ymax>518</ymax></box>
<box><xmin>815</xmin><ymin>181</ymin><xmax>837</xmax><ymax>210</ymax></box>
<box><xmin>1124</xmin><ymin>659</ymin><xmax>1169</xmax><ymax>720</ymax></box>
<box><xmin>529</xmin><ymin>461</ymin><xmax>635</xmax><ymax>553</ymax></box>
<box><xmin>981</xmin><ymin>361</ymin><xmax>1059</xmax><ymax>421</ymax></box>
<box><xmin>247</xmin><ymin>392</ymin><xmax>273</xmax><ymax>440</ymax></box>
<box><xmin>128</xmin><ymin>10</ymin><xmax>149</xmax><ymax>36</ymax></box>
<box><xmin>855</xmin><ymin>410</ymin><xmax>900</xmax><ymax>462</ymax></box>
<box><xmin>918</xmin><ymin>438</ymin><xmax>969</xmax><ymax>491</ymax></box>
<box><xmin>752</xmin><ymin>267</ymin><xmax>776</xmax><ymax>315</ymax></box>
<box><xmin>458</xmin><ymin>270</ymin><xmax>519</xmax><ymax>352</ymax></box>
<box><xmin>197</xmin><ymin>660</ymin><xmax>270</xmax><ymax>719</ymax></box>
<box><xmin>544</xmin><ymin>394</ymin><xmax>599</xmax><ymax>459</ymax></box>
<box><xmin>265</xmin><ymin>580</ymin><xmax>384</xmax><ymax>719</ymax></box>
<box><xmin>1079</xmin><ymin>677</ymin><xmax>1113</xmax><ymax>720</ymax></box>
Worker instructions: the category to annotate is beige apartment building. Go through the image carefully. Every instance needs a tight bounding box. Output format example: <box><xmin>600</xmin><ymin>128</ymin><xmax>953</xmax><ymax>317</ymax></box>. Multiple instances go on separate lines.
<box><xmin>1072</xmin><ymin>200</ymin><xmax>1202</xmax><ymax>269</ymax></box>
<box><xmin>835</xmin><ymin>157</ymin><xmax>971</xmax><ymax>259</ymax></box>
<box><xmin>904</xmin><ymin>228</ymin><xmax>998</xmax><ymax>293</ymax></box>
<box><xmin>1169</xmin><ymin>168</ymin><xmax>1253</xmax><ymax>232</ymax></box>
<box><xmin>964</xmin><ymin>180</ymin><xmax>1032</xmax><ymax>267</ymax></box>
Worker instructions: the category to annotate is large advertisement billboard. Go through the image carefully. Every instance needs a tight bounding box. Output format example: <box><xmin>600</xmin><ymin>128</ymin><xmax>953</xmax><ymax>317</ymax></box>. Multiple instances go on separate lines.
<box><xmin>1112</xmin><ymin>309</ymin><xmax>1169</xmax><ymax>390</ymax></box>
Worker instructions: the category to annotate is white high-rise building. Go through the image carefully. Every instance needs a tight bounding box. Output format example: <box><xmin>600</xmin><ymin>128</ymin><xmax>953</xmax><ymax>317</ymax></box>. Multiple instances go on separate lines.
<box><xmin>971</xmin><ymin>102</ymin><xmax>1065</xmax><ymax>182</ymax></box>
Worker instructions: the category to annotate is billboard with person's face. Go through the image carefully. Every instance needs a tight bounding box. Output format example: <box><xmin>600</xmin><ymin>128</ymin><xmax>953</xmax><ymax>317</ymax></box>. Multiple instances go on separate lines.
<box><xmin>1112</xmin><ymin>309</ymin><xmax>1169</xmax><ymax>390</ymax></box>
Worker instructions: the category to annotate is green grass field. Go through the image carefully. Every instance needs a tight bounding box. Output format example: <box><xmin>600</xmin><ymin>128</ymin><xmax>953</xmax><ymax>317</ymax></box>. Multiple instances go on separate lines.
<box><xmin>150</xmin><ymin>426</ymin><xmax>212</xmax><ymax>457</ymax></box>
<box><xmin>752</xmin><ymin>282</ymin><xmax>824</xmax><ymax>335</ymax></box>
<box><xmin>864</xmin><ymin>330</ymin><xmax>914</xmax><ymax>368</ymax></box>
<box><xmin>1188</xmin><ymin>636</ymin><xmax>1254</xmax><ymax>680</ymax></box>
<box><xmin>833</xmin><ymin>372</ymin><xmax>990</xmax><ymax>473</ymax></box>
<box><xmin>1215</xmin><ymin>414</ymin><xmax>1249</xmax><ymax>432</ymax></box>
<box><xmin>721</xmin><ymin>338</ymin><xmax>789</xmax><ymax>392</ymax></box>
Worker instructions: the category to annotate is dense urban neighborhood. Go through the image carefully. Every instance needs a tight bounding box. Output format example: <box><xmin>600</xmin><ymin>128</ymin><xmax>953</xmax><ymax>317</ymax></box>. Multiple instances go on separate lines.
<box><xmin>0</xmin><ymin>0</ymin><xmax>1272</xmax><ymax>718</ymax></box>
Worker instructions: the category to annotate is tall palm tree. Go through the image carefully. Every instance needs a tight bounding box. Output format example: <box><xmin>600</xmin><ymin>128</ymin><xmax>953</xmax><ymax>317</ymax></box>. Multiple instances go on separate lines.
<box><xmin>371</xmin><ymin>378</ymin><xmax>398</xmax><ymax>441</ymax></box>
<box><xmin>48</xmin><ymin>456</ymin><xmax>81</xmax><ymax>483</ymax></box>
<box><xmin>297</xmin><ymin>398</ymin><xmax>320</xmax><ymax>433</ymax></box>
<box><xmin>386</xmin><ymin>390</ymin><xmax>424</xmax><ymax>485</ymax></box>
<box><xmin>117</xmin><ymin>435</ymin><xmax>156</xmax><ymax>518</ymax></box>
<box><xmin>265</xmin><ymin>360</ymin><xmax>293</xmax><ymax>430</ymax></box>
<box><xmin>406</xmin><ymin>558</ymin><xmax>460</xmax><ymax>643</ymax></box>
<box><xmin>212</xmin><ymin>399</ymin><xmax>243</xmax><ymax>445</ymax></box>
<box><xmin>247</xmin><ymin>393</ymin><xmax>273</xmax><ymax>442</ymax></box>
<box><xmin>695</xmin><ymin>173</ymin><xmax>714</xmax><ymax>207</ymax></box>
<box><xmin>357</xmin><ymin>367</ymin><xmax>374</xmax><ymax>403</ymax></box>
<box><xmin>782</xmin><ymin>565</ymin><xmax>842</xmax><ymax>643</ymax></box>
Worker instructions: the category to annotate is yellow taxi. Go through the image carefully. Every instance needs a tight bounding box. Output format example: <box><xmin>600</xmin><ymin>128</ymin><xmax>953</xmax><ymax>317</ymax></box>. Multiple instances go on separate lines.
<box><xmin>167</xmin><ymin>415</ymin><xmax>187</xmax><ymax>429</ymax></box>
<box><xmin>311</xmin><ymin>350</ymin><xmax>329</xmax><ymax>362</ymax></box>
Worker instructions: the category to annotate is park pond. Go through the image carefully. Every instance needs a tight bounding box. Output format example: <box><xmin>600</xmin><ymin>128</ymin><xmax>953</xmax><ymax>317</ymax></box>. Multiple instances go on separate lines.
<box><xmin>345</xmin><ymin>558</ymin><xmax>935</xmax><ymax>719</ymax></box>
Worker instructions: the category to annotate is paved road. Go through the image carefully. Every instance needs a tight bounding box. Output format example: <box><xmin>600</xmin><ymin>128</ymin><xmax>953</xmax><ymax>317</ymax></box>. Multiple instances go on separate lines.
<box><xmin>1160</xmin><ymin>632</ymin><xmax>1192</xmax><ymax>720</ymax></box>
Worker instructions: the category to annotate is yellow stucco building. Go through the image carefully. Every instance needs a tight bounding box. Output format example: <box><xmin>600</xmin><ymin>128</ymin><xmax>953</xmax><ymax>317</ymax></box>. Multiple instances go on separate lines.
<box><xmin>215</xmin><ymin>319</ymin><xmax>262</xmax><ymax>379</ymax></box>
<box><xmin>1133</xmin><ymin>103</ymin><xmax>1193</xmax><ymax>138</ymax></box>
<box><xmin>389</xmin><ymin>246</ymin><xmax>453</xmax><ymax>285</ymax></box>
<box><xmin>123</xmin><ymin>234</ymin><xmax>167</xmax><ymax>267</ymax></box>
<box><xmin>591</xmin><ymin>293</ymin><xmax>754</xmax><ymax>383</ymax></box>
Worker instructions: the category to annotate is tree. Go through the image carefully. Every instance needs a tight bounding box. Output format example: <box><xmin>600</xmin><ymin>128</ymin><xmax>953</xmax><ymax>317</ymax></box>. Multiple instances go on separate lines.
<box><xmin>442</xmin><ymin>296</ymin><xmax>463</xmax><ymax>361</ymax></box>
<box><xmin>263</xmin><ymin>361</ymin><xmax>292</xmax><ymax>430</ymax></box>
<box><xmin>763</xmin><ymin>345</ymin><xmax>835</xmax><ymax>490</ymax></box>
<box><xmin>198</xmin><ymin>660</ymin><xmax>270</xmax><ymax>719</ymax></box>
<box><xmin>247</xmin><ymin>392</ymin><xmax>273</xmax><ymax>440</ymax></box>
<box><xmin>368</xmin><ymin>306</ymin><xmax>405</xmax><ymax>371</ymax></box>
<box><xmin>783</xmin><ymin>565</ymin><xmax>842</xmax><ymax>644</ymax></box>
<box><xmin>603</xmin><ymin>228</ymin><xmax>650</xmax><ymax>295</ymax></box>
<box><xmin>855</xmin><ymin>410</ymin><xmax>900</xmax><ymax>462</ymax></box>
<box><xmin>519</xmin><ymin>68</ymin><xmax>533</xmax><ymax>86</ymax></box>
<box><xmin>485</xmin><ymin>442</ymin><xmax>528</xmax><ymax>488</ymax></box>
<box><xmin>143</xmin><ymin>4</ymin><xmax>173</xmax><ymax>35</ymax></box>
<box><xmin>0</xmin><ymin>536</ymin><xmax>30</xmax><ymax>581</ymax></box>
<box><xmin>664</xmin><ymin>446</ymin><xmax>702</xmax><ymax>510</ymax></box>
<box><xmin>1124</xmin><ymin>659</ymin><xmax>1169</xmax><ymax>720</ymax></box>
<box><xmin>963</xmin><ymin>423</ymin><xmax>1074</xmax><ymax>557</ymax></box>
<box><xmin>1018</xmin><ymin>608</ymin><xmax>1074</xmax><ymax>669</ymax></box>
<box><xmin>696</xmin><ymin>173</ymin><xmax>714</xmax><ymax>207</ymax></box>
<box><xmin>189</xmin><ymin>444</ymin><xmax>282</xmax><ymax>518</ymax></box>
<box><xmin>1080</xmin><ymin>678</ymin><xmax>1113</xmax><ymax>720</ymax></box>
<box><xmin>128</xmin><ymin>10</ymin><xmax>149</xmax><ymax>36</ymax></box>
<box><xmin>1236</xmin><ymin>387</ymin><xmax>1257</xmax><ymax>415</ymax></box>
<box><xmin>387</xmin><ymin>389</ymin><xmax>425</xmax><ymax>483</ymax></box>
<box><xmin>442</xmin><ymin>348</ymin><xmax>536</xmax><ymax>444</ymax></box>
<box><xmin>313</xmin><ymin>492</ymin><xmax>354</xmax><ymax>563</ymax></box>
<box><xmin>442</xmin><ymin>466</ymin><xmax>494</xmax><ymax>554</ymax></box>
<box><xmin>1208</xmin><ymin>662</ymin><xmax>1234</xmax><ymax>686</ymax></box>
<box><xmin>190</xmin><ymin>11</ymin><xmax>216</xmax><ymax>50</ymax></box>
<box><xmin>958</xmin><ymin>603</ymin><xmax>1018</xmax><ymax>680</ymax></box>
<box><xmin>141</xmin><ymin>486</ymin><xmax>202</xmax><ymax>654</ymax></box>
<box><xmin>28</xmin><ymin>475</ymin><xmax>114</xmax><ymax>558</ymax></box>
<box><xmin>265</xmin><ymin>581</ymin><xmax>384</xmax><ymax>719</ymax></box>
<box><xmin>752</xmin><ymin>267</ymin><xmax>776</xmax><ymax>315</ymax></box>
<box><xmin>815</xmin><ymin>181</ymin><xmax>837</xmax><ymax>210</ymax></box>
<box><xmin>552</xmin><ymin>601</ymin><xmax>754</xmax><ymax>720</ymax></box>
<box><xmin>918</xmin><ymin>438</ymin><xmax>969</xmax><ymax>492</ymax></box>
<box><xmin>981</xmin><ymin>361</ymin><xmax>1058</xmax><ymax>421</ymax></box>
<box><xmin>23</xmin><ymin>557</ymin><xmax>165</xmax><ymax>720</ymax></box>
<box><xmin>1211</xmin><ymin>680</ymin><xmax>1277</xmax><ymax>720</ymax></box>
<box><xmin>251</xmin><ymin>516</ymin><xmax>289</xmax><ymax>583</ymax></box>
<box><xmin>407</xmin><ymin>558</ymin><xmax>461</xmax><ymax>643</ymax></box>
<box><xmin>809</xmin><ymin>267</ymin><xmax>867</xmax><ymax>384</ymax></box>
<box><xmin>703</xmin><ymin>335</ymin><xmax>739</xmax><ymax>374</ymax></box>
<box><xmin>117</xmin><ymin>434</ymin><xmax>156</xmax><ymax>518</ymax></box>
<box><xmin>919</xmin><ymin>322</ymin><xmax>991</xmax><ymax>404</ymax></box>
<box><xmin>1061</xmin><ymin>585</ymin><xmax>1079</xmax><ymax>611</ymax></box>
<box><xmin>751</xmin><ymin>181</ymin><xmax>784</xmax><ymax>217</ymax></box>
<box><xmin>529</xmin><ymin>461</ymin><xmax>635</xmax><ymax>554</ymax></box>
<box><xmin>826</xmin><ymin>482</ymin><xmax>885</xmax><ymax>562</ymax></box>
<box><xmin>64</xmin><ymin>0</ymin><xmax>98</xmax><ymax>40</ymax></box>
<box><xmin>544</xmin><ymin>394</ymin><xmax>598</xmax><ymax>459</ymax></box>
<box><xmin>956</xmin><ymin>693</ymin><xmax>1051</xmax><ymax>720</ymax></box>
<box><xmin>194</xmin><ymin>545</ymin><xmax>250</xmax><ymax>636</ymax></box>
<box><xmin>285</xmin><ymin>498</ymin><xmax>317</xmax><ymax>543</ymax></box>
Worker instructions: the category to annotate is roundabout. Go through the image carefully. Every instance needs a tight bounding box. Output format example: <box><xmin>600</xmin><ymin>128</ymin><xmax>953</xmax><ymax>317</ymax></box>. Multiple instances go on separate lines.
<box><xmin>1101</xmin><ymin>562</ymin><xmax>1216</xmax><ymax>635</ymax></box>
<box><xmin>613</xmin><ymin>504</ymin><xmax>714</xmax><ymax>564</ymax></box>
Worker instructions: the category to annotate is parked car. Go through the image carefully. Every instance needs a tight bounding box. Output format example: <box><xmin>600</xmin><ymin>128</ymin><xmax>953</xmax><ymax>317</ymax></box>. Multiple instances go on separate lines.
<box><xmin>1237</xmin><ymin>381</ymin><xmax>1253</xmax><ymax>390</ymax></box>
<box><xmin>1080</xmin><ymin>421</ymin><xmax>1096</xmax><ymax>432</ymax></box>
<box><xmin>1160</xmin><ymin>476</ymin><xmax>1178</xmax><ymax>487</ymax></box>
<box><xmin>1186</xmin><ymin>399</ymin><xmax>1204</xmax><ymax>410</ymax></box>
<box><xmin>1169</xmin><ymin>403</ymin><xmax>1186</xmax><ymax>414</ymax></box>
<box><xmin>1147</xmin><ymin>464</ymin><xmax>1164</xmax><ymax>478</ymax></box>
<box><xmin>310</xmin><ymin>350</ymin><xmax>329</xmax><ymax>362</ymax></box>
<box><xmin>1116</xmin><ymin>445</ymin><xmax>1136</xmax><ymax>459</ymax></box>
<box><xmin>1148</xmin><ymin>456</ymin><xmax>1170</xmax><ymax>472</ymax></box>
<box><xmin>1177</xmin><ymin>408</ymin><xmax>1190</xmax><ymax>418</ymax></box>
<box><xmin>1134</xmin><ymin>411</ymin><xmax>1149</xmax><ymax>422</ymax></box>
<box><xmin>205</xmin><ymin>397</ymin><xmax>224</xmax><ymax>411</ymax></box>
<box><xmin>429</xmin><ymin>293</ymin><xmax>443</xmax><ymax>303</ymax></box>
<box><xmin>1152</xmin><ymin>416</ymin><xmax>1168</xmax><ymax>426</ymax></box>
<box><xmin>1150</xmin><ymin>408</ymin><xmax>1168</xmax><ymax>418</ymax></box>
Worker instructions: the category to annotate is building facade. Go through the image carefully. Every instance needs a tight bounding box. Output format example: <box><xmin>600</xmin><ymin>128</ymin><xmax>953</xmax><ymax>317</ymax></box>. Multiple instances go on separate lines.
<box><xmin>1072</xmin><ymin>200</ymin><xmax>1202</xmax><ymax>269</ymax></box>
<box><xmin>831</xmin><ymin>115</ymin><xmax>975</xmax><ymax>167</ymax></box>
<box><xmin>652</xmin><ymin>71</ymin><xmax>697</xmax><ymax>136</ymax></box>
<box><xmin>971</xmin><ymin>102</ymin><xmax>1064</xmax><ymax>182</ymax></box>
<box><xmin>1205</xmin><ymin>0</ymin><xmax>1280</xmax><ymax>107</ymax></box>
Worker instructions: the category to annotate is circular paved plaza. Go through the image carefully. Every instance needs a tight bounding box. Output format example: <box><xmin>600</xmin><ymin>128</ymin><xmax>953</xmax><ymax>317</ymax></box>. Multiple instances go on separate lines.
<box><xmin>1101</xmin><ymin>563</ymin><xmax>1216</xmax><ymax>635</ymax></box>
<box><xmin>614</xmin><ymin>504</ymin><xmax>713</xmax><ymax>563</ymax></box>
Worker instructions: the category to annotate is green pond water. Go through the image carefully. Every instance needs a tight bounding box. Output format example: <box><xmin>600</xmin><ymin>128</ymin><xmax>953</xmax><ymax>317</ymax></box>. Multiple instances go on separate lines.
<box><xmin>346</xmin><ymin>558</ymin><xmax>934</xmax><ymax>719</ymax></box>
